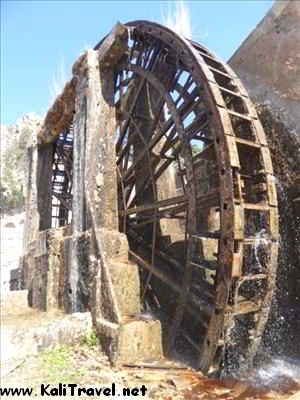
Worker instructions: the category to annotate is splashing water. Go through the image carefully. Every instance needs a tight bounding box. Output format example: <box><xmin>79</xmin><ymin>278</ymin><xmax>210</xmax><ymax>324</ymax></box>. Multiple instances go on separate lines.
<box><xmin>252</xmin><ymin>228</ymin><xmax>269</xmax><ymax>272</ymax></box>
<box><xmin>240</xmin><ymin>357</ymin><xmax>300</xmax><ymax>392</ymax></box>
<box><xmin>234</xmin><ymin>176</ymin><xmax>300</xmax><ymax>391</ymax></box>
<box><xmin>161</xmin><ymin>1</ymin><xmax>193</xmax><ymax>39</ymax></box>
<box><xmin>221</xmin><ymin>175</ymin><xmax>300</xmax><ymax>385</ymax></box>
<box><xmin>68</xmin><ymin>235</ymin><xmax>81</xmax><ymax>312</ymax></box>
<box><xmin>220</xmin><ymin>228</ymin><xmax>271</xmax><ymax>376</ymax></box>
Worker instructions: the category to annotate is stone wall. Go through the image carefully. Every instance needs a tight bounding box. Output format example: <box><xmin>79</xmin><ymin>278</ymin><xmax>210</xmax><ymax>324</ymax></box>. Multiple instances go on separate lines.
<box><xmin>18</xmin><ymin>24</ymin><xmax>163</xmax><ymax>367</ymax></box>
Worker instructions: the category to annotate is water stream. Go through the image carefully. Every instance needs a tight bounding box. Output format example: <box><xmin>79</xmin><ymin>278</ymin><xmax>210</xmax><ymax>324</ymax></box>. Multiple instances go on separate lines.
<box><xmin>68</xmin><ymin>111</ymin><xmax>86</xmax><ymax>313</ymax></box>
<box><xmin>230</xmin><ymin>176</ymin><xmax>300</xmax><ymax>394</ymax></box>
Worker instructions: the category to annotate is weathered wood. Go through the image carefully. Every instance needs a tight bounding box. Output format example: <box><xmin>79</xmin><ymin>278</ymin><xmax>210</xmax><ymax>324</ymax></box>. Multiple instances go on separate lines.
<box><xmin>38</xmin><ymin>79</ymin><xmax>76</xmax><ymax>144</ymax></box>
<box><xmin>98</xmin><ymin>23</ymin><xmax>128</xmax><ymax>70</ymax></box>
<box><xmin>129</xmin><ymin>250</ymin><xmax>209</xmax><ymax>327</ymax></box>
<box><xmin>119</xmin><ymin>194</ymin><xmax>187</xmax><ymax>216</ymax></box>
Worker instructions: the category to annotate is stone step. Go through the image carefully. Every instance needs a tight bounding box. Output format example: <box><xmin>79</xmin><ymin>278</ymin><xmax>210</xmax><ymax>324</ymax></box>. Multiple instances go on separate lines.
<box><xmin>109</xmin><ymin>316</ymin><xmax>163</xmax><ymax>366</ymax></box>
<box><xmin>1</xmin><ymin>300</ymin><xmax>92</xmax><ymax>368</ymax></box>
<box><xmin>108</xmin><ymin>258</ymin><xmax>141</xmax><ymax>316</ymax></box>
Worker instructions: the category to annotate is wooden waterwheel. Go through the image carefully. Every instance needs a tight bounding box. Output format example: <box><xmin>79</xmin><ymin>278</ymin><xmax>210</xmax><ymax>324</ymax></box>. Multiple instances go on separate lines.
<box><xmin>101</xmin><ymin>21</ymin><xmax>279</xmax><ymax>374</ymax></box>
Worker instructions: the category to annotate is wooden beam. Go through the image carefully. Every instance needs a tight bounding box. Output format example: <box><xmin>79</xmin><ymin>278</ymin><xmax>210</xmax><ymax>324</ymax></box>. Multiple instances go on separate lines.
<box><xmin>119</xmin><ymin>194</ymin><xmax>187</xmax><ymax>216</ymax></box>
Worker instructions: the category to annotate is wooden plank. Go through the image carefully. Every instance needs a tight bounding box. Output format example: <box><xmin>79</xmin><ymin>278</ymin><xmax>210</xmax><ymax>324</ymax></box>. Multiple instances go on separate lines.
<box><xmin>252</xmin><ymin>119</ymin><xmax>268</xmax><ymax>146</ymax></box>
<box><xmin>98</xmin><ymin>23</ymin><xmax>128</xmax><ymax>69</ymax></box>
<box><xmin>129</xmin><ymin>208</ymin><xmax>186</xmax><ymax>229</ymax></box>
<box><xmin>208</xmin><ymin>65</ymin><xmax>235</xmax><ymax>79</ymax></box>
<box><xmin>226</xmin><ymin>134</ymin><xmax>240</xmax><ymax>168</ymax></box>
<box><xmin>189</xmin><ymin>260</ymin><xmax>217</xmax><ymax>271</ymax></box>
<box><xmin>234</xmin><ymin>204</ymin><xmax>244</xmax><ymax>239</ymax></box>
<box><xmin>238</xmin><ymin>274</ymin><xmax>268</xmax><ymax>283</ymax></box>
<box><xmin>243</xmin><ymin>203</ymin><xmax>269</xmax><ymax>211</ymax></box>
<box><xmin>217</xmin><ymin>106</ymin><xmax>235</xmax><ymax>136</ymax></box>
<box><xmin>243</xmin><ymin>237</ymin><xmax>271</xmax><ymax>245</ymax></box>
<box><xmin>129</xmin><ymin>250</ymin><xmax>209</xmax><ymax>326</ymax></box>
<box><xmin>269</xmin><ymin>207</ymin><xmax>279</xmax><ymax>239</ymax></box>
<box><xmin>52</xmin><ymin>192</ymin><xmax>71</xmax><ymax>211</ymax></box>
<box><xmin>266</xmin><ymin>175</ymin><xmax>278</xmax><ymax>206</ymax></box>
<box><xmin>219</xmin><ymin>85</ymin><xmax>245</xmax><ymax>99</ymax></box>
<box><xmin>260</xmin><ymin>146</ymin><xmax>274</xmax><ymax>174</ymax></box>
<box><xmin>119</xmin><ymin>194</ymin><xmax>187</xmax><ymax>216</ymax></box>
<box><xmin>129</xmin><ymin>250</ymin><xmax>180</xmax><ymax>293</ymax></box>
<box><xmin>227</xmin><ymin>109</ymin><xmax>252</xmax><ymax>122</ymax></box>
<box><xmin>232</xmin><ymin>248</ymin><xmax>243</xmax><ymax>277</ymax></box>
<box><xmin>225</xmin><ymin>300</ymin><xmax>261</xmax><ymax>315</ymax></box>
<box><xmin>235</xmin><ymin>137</ymin><xmax>260</xmax><ymax>148</ymax></box>
<box><xmin>208</xmin><ymin>81</ymin><xmax>227</xmax><ymax>108</ymax></box>
<box><xmin>192</xmin><ymin>231</ymin><xmax>220</xmax><ymax>239</ymax></box>
<box><xmin>179</xmin><ymin>327</ymin><xmax>201</xmax><ymax>350</ymax></box>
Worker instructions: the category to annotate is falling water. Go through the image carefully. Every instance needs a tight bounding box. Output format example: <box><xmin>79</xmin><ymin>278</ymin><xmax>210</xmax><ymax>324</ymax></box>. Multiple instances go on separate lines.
<box><xmin>68</xmin><ymin>238</ymin><xmax>80</xmax><ymax>312</ymax></box>
<box><xmin>68</xmin><ymin>111</ymin><xmax>86</xmax><ymax>313</ymax></box>
<box><xmin>221</xmin><ymin>228</ymin><xmax>271</xmax><ymax>377</ymax></box>
<box><xmin>252</xmin><ymin>229</ymin><xmax>268</xmax><ymax>272</ymax></box>
<box><xmin>265</xmin><ymin>176</ymin><xmax>297</xmax><ymax>355</ymax></box>
<box><xmin>229</xmin><ymin>176</ymin><xmax>300</xmax><ymax>391</ymax></box>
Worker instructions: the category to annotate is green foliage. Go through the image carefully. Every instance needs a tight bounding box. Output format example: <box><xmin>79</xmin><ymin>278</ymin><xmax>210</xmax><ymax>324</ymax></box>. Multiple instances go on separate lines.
<box><xmin>43</xmin><ymin>345</ymin><xmax>87</xmax><ymax>383</ymax></box>
<box><xmin>1</xmin><ymin>125</ymin><xmax>31</xmax><ymax>215</ymax></box>
<box><xmin>191</xmin><ymin>143</ymin><xmax>201</xmax><ymax>155</ymax></box>
<box><xmin>84</xmin><ymin>330</ymin><xmax>99</xmax><ymax>347</ymax></box>
<box><xmin>1</xmin><ymin>184</ymin><xmax>25</xmax><ymax>215</ymax></box>
<box><xmin>43</xmin><ymin>345</ymin><xmax>71</xmax><ymax>371</ymax></box>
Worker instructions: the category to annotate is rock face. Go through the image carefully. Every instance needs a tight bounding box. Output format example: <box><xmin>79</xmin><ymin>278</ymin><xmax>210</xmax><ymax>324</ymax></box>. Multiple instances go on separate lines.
<box><xmin>1</xmin><ymin>113</ymin><xmax>43</xmax><ymax>215</ymax></box>
<box><xmin>229</xmin><ymin>0</ymin><xmax>300</xmax><ymax>356</ymax></box>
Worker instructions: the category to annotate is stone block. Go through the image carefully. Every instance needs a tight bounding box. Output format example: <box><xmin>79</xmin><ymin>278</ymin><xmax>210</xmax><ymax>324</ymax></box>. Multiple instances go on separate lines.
<box><xmin>31</xmin><ymin>254</ymin><xmax>48</xmax><ymax>310</ymax></box>
<box><xmin>95</xmin><ymin>316</ymin><xmax>163</xmax><ymax>366</ymax></box>
<box><xmin>33</xmin><ymin>312</ymin><xmax>93</xmax><ymax>351</ymax></box>
<box><xmin>27</xmin><ymin>228</ymin><xmax>69</xmax><ymax>312</ymax></box>
<box><xmin>94</xmin><ymin>228</ymin><xmax>129</xmax><ymax>259</ymax></box>
<box><xmin>96</xmin><ymin>316</ymin><xmax>163</xmax><ymax>367</ymax></box>
<box><xmin>114</xmin><ymin>318</ymin><xmax>163</xmax><ymax>365</ymax></box>
<box><xmin>108</xmin><ymin>259</ymin><xmax>141</xmax><ymax>316</ymax></box>
<box><xmin>98</xmin><ymin>23</ymin><xmax>128</xmax><ymax>70</ymax></box>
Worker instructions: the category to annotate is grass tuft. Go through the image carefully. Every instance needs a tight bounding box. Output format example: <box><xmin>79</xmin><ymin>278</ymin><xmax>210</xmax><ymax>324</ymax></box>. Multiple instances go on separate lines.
<box><xmin>84</xmin><ymin>330</ymin><xmax>99</xmax><ymax>348</ymax></box>
<box><xmin>43</xmin><ymin>345</ymin><xmax>82</xmax><ymax>383</ymax></box>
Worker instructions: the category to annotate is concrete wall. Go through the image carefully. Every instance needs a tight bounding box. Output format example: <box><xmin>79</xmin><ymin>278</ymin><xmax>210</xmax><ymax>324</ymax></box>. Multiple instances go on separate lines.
<box><xmin>230</xmin><ymin>0</ymin><xmax>300</xmax><ymax>134</ymax></box>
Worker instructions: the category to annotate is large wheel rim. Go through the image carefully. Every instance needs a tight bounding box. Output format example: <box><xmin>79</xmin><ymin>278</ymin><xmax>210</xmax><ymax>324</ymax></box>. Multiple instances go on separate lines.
<box><xmin>97</xmin><ymin>21</ymin><xmax>279</xmax><ymax>374</ymax></box>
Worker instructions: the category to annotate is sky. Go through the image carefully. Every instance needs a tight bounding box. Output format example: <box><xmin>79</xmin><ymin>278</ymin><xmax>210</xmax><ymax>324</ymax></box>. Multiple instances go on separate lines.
<box><xmin>1</xmin><ymin>0</ymin><xmax>274</xmax><ymax>126</ymax></box>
